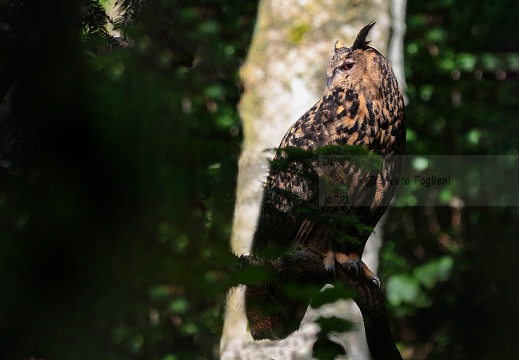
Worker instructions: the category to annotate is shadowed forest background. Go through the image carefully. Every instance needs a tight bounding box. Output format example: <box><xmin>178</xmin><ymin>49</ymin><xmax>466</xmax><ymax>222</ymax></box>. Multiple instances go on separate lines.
<box><xmin>1</xmin><ymin>1</ymin><xmax>519</xmax><ymax>359</ymax></box>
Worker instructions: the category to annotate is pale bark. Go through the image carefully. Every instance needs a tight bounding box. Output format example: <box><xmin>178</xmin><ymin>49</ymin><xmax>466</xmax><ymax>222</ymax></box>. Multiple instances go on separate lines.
<box><xmin>222</xmin><ymin>0</ymin><xmax>406</xmax><ymax>358</ymax></box>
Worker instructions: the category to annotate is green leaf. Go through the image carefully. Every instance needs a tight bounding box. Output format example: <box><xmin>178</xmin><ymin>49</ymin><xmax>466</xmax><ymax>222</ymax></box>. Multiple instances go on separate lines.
<box><xmin>315</xmin><ymin>316</ymin><xmax>356</xmax><ymax>333</ymax></box>
<box><xmin>281</xmin><ymin>282</ymin><xmax>321</xmax><ymax>302</ymax></box>
<box><xmin>233</xmin><ymin>266</ymin><xmax>275</xmax><ymax>285</ymax></box>
<box><xmin>169</xmin><ymin>298</ymin><xmax>189</xmax><ymax>313</ymax></box>
<box><xmin>310</xmin><ymin>285</ymin><xmax>356</xmax><ymax>308</ymax></box>
<box><xmin>413</xmin><ymin>256</ymin><xmax>454</xmax><ymax>289</ymax></box>
<box><xmin>386</xmin><ymin>274</ymin><xmax>431</xmax><ymax>308</ymax></box>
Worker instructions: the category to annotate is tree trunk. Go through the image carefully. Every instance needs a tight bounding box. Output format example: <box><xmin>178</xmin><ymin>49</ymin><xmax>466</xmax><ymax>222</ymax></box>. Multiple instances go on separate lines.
<box><xmin>221</xmin><ymin>0</ymin><xmax>406</xmax><ymax>358</ymax></box>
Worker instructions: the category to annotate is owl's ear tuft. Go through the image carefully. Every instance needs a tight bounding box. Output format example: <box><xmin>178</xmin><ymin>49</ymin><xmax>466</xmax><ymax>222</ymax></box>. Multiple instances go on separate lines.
<box><xmin>334</xmin><ymin>39</ymin><xmax>347</xmax><ymax>54</ymax></box>
<box><xmin>351</xmin><ymin>21</ymin><xmax>376</xmax><ymax>51</ymax></box>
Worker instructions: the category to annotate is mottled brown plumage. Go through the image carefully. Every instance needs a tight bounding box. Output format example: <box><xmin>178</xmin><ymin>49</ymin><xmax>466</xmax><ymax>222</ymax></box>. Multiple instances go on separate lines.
<box><xmin>245</xmin><ymin>22</ymin><xmax>406</xmax><ymax>340</ymax></box>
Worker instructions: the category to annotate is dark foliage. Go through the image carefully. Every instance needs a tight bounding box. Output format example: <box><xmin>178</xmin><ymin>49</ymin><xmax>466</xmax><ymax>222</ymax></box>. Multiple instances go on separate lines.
<box><xmin>0</xmin><ymin>0</ymin><xmax>258</xmax><ymax>359</ymax></box>
<box><xmin>83</xmin><ymin>0</ymin><xmax>111</xmax><ymax>39</ymax></box>
<box><xmin>380</xmin><ymin>1</ymin><xmax>519</xmax><ymax>358</ymax></box>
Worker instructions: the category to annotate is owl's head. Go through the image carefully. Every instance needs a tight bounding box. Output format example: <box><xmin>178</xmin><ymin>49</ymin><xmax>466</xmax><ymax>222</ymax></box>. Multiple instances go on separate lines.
<box><xmin>326</xmin><ymin>22</ymin><xmax>393</xmax><ymax>96</ymax></box>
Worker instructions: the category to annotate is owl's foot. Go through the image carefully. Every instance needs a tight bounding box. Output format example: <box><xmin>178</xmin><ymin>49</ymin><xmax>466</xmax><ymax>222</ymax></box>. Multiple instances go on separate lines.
<box><xmin>323</xmin><ymin>251</ymin><xmax>380</xmax><ymax>287</ymax></box>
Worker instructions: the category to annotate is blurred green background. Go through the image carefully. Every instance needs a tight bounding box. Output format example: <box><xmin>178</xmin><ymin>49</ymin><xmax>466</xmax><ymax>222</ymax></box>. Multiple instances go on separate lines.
<box><xmin>1</xmin><ymin>0</ymin><xmax>519</xmax><ymax>359</ymax></box>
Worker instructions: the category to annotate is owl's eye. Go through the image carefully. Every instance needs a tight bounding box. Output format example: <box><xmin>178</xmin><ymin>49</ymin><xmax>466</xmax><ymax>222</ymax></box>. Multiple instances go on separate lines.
<box><xmin>343</xmin><ymin>60</ymin><xmax>355</xmax><ymax>71</ymax></box>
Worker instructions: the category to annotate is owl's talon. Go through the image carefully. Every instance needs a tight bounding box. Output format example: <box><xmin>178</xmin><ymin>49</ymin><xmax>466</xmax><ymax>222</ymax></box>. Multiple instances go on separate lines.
<box><xmin>328</xmin><ymin>263</ymin><xmax>337</xmax><ymax>278</ymax></box>
<box><xmin>360</xmin><ymin>259</ymin><xmax>381</xmax><ymax>287</ymax></box>
<box><xmin>344</xmin><ymin>259</ymin><xmax>361</xmax><ymax>276</ymax></box>
<box><xmin>334</xmin><ymin>252</ymin><xmax>380</xmax><ymax>285</ymax></box>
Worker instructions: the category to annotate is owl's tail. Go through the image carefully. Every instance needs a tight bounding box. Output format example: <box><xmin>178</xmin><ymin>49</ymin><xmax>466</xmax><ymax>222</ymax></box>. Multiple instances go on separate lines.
<box><xmin>245</xmin><ymin>283</ymin><xmax>309</xmax><ymax>340</ymax></box>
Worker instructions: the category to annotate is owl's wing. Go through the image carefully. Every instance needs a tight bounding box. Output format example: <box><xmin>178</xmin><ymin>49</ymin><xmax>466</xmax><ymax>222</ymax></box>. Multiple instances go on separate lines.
<box><xmin>251</xmin><ymin>163</ymin><xmax>314</xmax><ymax>254</ymax></box>
<box><xmin>253</xmin><ymin>84</ymin><xmax>391</xmax><ymax>254</ymax></box>
<box><xmin>254</xmin><ymin>90</ymin><xmax>353</xmax><ymax>252</ymax></box>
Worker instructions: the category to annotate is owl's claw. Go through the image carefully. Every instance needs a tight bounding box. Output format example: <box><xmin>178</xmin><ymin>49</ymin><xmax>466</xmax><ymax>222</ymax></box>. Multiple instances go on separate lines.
<box><xmin>329</xmin><ymin>264</ymin><xmax>337</xmax><ymax>278</ymax></box>
<box><xmin>334</xmin><ymin>252</ymin><xmax>381</xmax><ymax>288</ymax></box>
<box><xmin>360</xmin><ymin>260</ymin><xmax>381</xmax><ymax>288</ymax></box>
<box><xmin>345</xmin><ymin>258</ymin><xmax>361</xmax><ymax>276</ymax></box>
<box><xmin>323</xmin><ymin>251</ymin><xmax>337</xmax><ymax>278</ymax></box>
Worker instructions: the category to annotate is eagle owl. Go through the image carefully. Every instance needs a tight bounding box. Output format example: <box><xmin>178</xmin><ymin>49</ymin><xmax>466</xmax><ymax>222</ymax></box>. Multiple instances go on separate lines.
<box><xmin>245</xmin><ymin>22</ymin><xmax>406</xmax><ymax>340</ymax></box>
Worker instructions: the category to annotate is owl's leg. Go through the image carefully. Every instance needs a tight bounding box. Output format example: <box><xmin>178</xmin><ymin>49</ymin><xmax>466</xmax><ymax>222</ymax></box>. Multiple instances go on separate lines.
<box><xmin>334</xmin><ymin>252</ymin><xmax>381</xmax><ymax>287</ymax></box>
